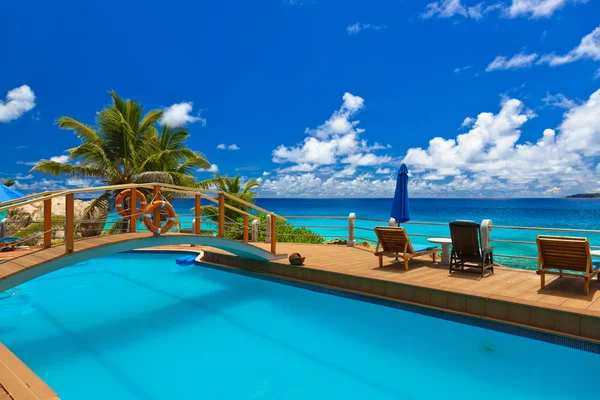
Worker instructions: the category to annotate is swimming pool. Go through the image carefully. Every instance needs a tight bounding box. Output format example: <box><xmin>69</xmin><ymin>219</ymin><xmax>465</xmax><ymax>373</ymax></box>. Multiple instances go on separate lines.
<box><xmin>0</xmin><ymin>252</ymin><xmax>597</xmax><ymax>399</ymax></box>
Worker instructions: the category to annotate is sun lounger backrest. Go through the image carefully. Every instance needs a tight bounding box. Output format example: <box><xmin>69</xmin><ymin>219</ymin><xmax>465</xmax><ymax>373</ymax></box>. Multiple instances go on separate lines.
<box><xmin>450</xmin><ymin>221</ymin><xmax>482</xmax><ymax>260</ymax></box>
<box><xmin>374</xmin><ymin>227</ymin><xmax>414</xmax><ymax>254</ymax></box>
<box><xmin>537</xmin><ymin>235</ymin><xmax>591</xmax><ymax>273</ymax></box>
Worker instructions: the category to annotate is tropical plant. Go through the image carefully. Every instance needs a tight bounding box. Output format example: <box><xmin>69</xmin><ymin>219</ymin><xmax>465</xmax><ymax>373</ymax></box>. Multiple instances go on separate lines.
<box><xmin>30</xmin><ymin>91</ymin><xmax>216</xmax><ymax>230</ymax></box>
<box><xmin>197</xmin><ymin>173</ymin><xmax>261</xmax><ymax>223</ymax></box>
<box><xmin>9</xmin><ymin>216</ymin><xmax>66</xmax><ymax>245</ymax></box>
<box><xmin>0</xmin><ymin>178</ymin><xmax>16</xmax><ymax>187</ymax></box>
<box><xmin>224</xmin><ymin>213</ymin><xmax>324</xmax><ymax>244</ymax></box>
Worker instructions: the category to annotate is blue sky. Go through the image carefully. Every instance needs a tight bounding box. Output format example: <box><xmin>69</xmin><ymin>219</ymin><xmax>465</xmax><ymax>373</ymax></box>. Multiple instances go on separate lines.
<box><xmin>1</xmin><ymin>0</ymin><xmax>599</xmax><ymax>197</ymax></box>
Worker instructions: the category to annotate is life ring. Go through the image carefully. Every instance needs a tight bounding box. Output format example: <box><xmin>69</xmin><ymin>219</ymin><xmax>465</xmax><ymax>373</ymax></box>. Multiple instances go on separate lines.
<box><xmin>143</xmin><ymin>201</ymin><xmax>177</xmax><ymax>235</ymax></box>
<box><xmin>115</xmin><ymin>189</ymin><xmax>147</xmax><ymax>218</ymax></box>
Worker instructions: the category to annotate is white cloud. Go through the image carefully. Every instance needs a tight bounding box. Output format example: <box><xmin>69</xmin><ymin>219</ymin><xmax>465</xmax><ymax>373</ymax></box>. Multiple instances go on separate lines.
<box><xmin>506</xmin><ymin>0</ymin><xmax>586</xmax><ymax>18</ymax></box>
<box><xmin>486</xmin><ymin>52</ymin><xmax>538</xmax><ymax>71</ymax></box>
<box><xmin>263</xmin><ymin>92</ymin><xmax>398</xmax><ymax>196</ymax></box>
<box><xmin>347</xmin><ymin>23</ymin><xmax>386</xmax><ymax>35</ymax></box>
<box><xmin>16</xmin><ymin>161</ymin><xmax>38</xmax><ymax>166</ymax></box>
<box><xmin>399</xmin><ymin>89</ymin><xmax>600</xmax><ymax>197</ymax></box>
<box><xmin>66</xmin><ymin>178</ymin><xmax>96</xmax><ymax>187</ymax></box>
<box><xmin>15</xmin><ymin>174</ymin><xmax>33</xmax><ymax>180</ymax></box>
<box><xmin>260</xmin><ymin>173</ymin><xmax>398</xmax><ymax>197</ymax></box>
<box><xmin>341</xmin><ymin>153</ymin><xmax>392</xmax><ymax>166</ymax></box>
<box><xmin>332</xmin><ymin>166</ymin><xmax>356</xmax><ymax>178</ymax></box>
<box><xmin>461</xmin><ymin>117</ymin><xmax>476</xmax><ymax>127</ymax></box>
<box><xmin>538</xmin><ymin>26</ymin><xmax>600</xmax><ymax>66</ymax></box>
<box><xmin>422</xmin><ymin>0</ymin><xmax>487</xmax><ymax>20</ymax></box>
<box><xmin>376</xmin><ymin>168</ymin><xmax>391</xmax><ymax>174</ymax></box>
<box><xmin>454</xmin><ymin>65</ymin><xmax>472</xmax><ymax>73</ymax></box>
<box><xmin>50</xmin><ymin>155</ymin><xmax>70</xmax><ymax>163</ymax></box>
<box><xmin>0</xmin><ymin>85</ymin><xmax>36</xmax><ymax>123</ymax></box>
<box><xmin>542</xmin><ymin>93</ymin><xmax>578</xmax><ymax>109</ymax></box>
<box><xmin>217</xmin><ymin>143</ymin><xmax>240</xmax><ymax>150</ymax></box>
<box><xmin>160</xmin><ymin>102</ymin><xmax>206</xmax><ymax>127</ymax></box>
<box><xmin>207</xmin><ymin>164</ymin><xmax>219</xmax><ymax>172</ymax></box>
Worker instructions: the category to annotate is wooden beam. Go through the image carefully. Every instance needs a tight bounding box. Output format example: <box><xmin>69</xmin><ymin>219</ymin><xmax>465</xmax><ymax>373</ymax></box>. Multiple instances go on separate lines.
<box><xmin>43</xmin><ymin>197</ymin><xmax>52</xmax><ymax>248</ymax></box>
<box><xmin>129</xmin><ymin>188</ymin><xmax>137</xmax><ymax>233</ymax></box>
<box><xmin>243</xmin><ymin>214</ymin><xmax>249</xmax><ymax>244</ymax></box>
<box><xmin>153</xmin><ymin>185</ymin><xmax>161</xmax><ymax>228</ymax></box>
<box><xmin>218</xmin><ymin>193</ymin><xmax>225</xmax><ymax>238</ymax></box>
<box><xmin>270</xmin><ymin>213</ymin><xmax>277</xmax><ymax>254</ymax></box>
<box><xmin>65</xmin><ymin>193</ymin><xmax>74</xmax><ymax>254</ymax></box>
<box><xmin>195</xmin><ymin>194</ymin><xmax>201</xmax><ymax>235</ymax></box>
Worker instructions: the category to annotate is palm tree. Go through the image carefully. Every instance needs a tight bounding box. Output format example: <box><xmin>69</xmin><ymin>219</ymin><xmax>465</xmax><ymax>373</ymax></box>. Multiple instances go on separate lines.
<box><xmin>199</xmin><ymin>174</ymin><xmax>261</xmax><ymax>223</ymax></box>
<box><xmin>31</xmin><ymin>91</ymin><xmax>215</xmax><ymax>230</ymax></box>
<box><xmin>1</xmin><ymin>178</ymin><xmax>16</xmax><ymax>187</ymax></box>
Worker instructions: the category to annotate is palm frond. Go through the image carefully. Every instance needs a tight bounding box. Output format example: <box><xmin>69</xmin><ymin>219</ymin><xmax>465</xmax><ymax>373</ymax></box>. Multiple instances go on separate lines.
<box><xmin>30</xmin><ymin>161</ymin><xmax>105</xmax><ymax>178</ymax></box>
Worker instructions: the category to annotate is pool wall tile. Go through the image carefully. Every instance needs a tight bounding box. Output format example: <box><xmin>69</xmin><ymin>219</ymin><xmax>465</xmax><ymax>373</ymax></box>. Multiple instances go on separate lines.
<box><xmin>430</xmin><ymin>290</ymin><xmax>447</xmax><ymax>308</ymax></box>
<box><xmin>466</xmin><ymin>297</ymin><xmax>486</xmax><ymax>316</ymax></box>
<box><xmin>529</xmin><ymin>308</ymin><xmax>554</xmax><ymax>331</ymax></box>
<box><xmin>447</xmin><ymin>293</ymin><xmax>466</xmax><ymax>312</ymax></box>
<box><xmin>553</xmin><ymin>312</ymin><xmax>581</xmax><ymax>336</ymax></box>
<box><xmin>581</xmin><ymin>317</ymin><xmax>600</xmax><ymax>341</ymax></box>
<box><xmin>486</xmin><ymin>299</ymin><xmax>507</xmax><ymax>320</ymax></box>
<box><xmin>398</xmin><ymin>285</ymin><xmax>415</xmax><ymax>302</ymax></box>
<box><xmin>414</xmin><ymin>287</ymin><xmax>431</xmax><ymax>305</ymax></box>
<box><xmin>506</xmin><ymin>304</ymin><xmax>530</xmax><ymax>325</ymax></box>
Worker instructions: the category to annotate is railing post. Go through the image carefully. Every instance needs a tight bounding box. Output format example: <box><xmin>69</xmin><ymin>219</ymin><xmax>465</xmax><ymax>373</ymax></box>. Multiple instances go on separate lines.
<box><xmin>65</xmin><ymin>193</ymin><xmax>74</xmax><ymax>254</ymax></box>
<box><xmin>129</xmin><ymin>187</ymin><xmax>137</xmax><ymax>233</ymax></box>
<box><xmin>251</xmin><ymin>219</ymin><xmax>259</xmax><ymax>242</ymax></box>
<box><xmin>270</xmin><ymin>214</ymin><xmax>277</xmax><ymax>254</ymax></box>
<box><xmin>218</xmin><ymin>192</ymin><xmax>225</xmax><ymax>238</ymax></box>
<box><xmin>195</xmin><ymin>194</ymin><xmax>201</xmax><ymax>235</ymax></box>
<box><xmin>347</xmin><ymin>212</ymin><xmax>356</xmax><ymax>247</ymax></box>
<box><xmin>44</xmin><ymin>197</ymin><xmax>52</xmax><ymax>248</ymax></box>
<box><xmin>265</xmin><ymin>214</ymin><xmax>271</xmax><ymax>244</ymax></box>
<box><xmin>243</xmin><ymin>215</ymin><xmax>249</xmax><ymax>244</ymax></box>
<box><xmin>389</xmin><ymin>217</ymin><xmax>398</xmax><ymax>227</ymax></box>
<box><xmin>153</xmin><ymin>185</ymin><xmax>161</xmax><ymax>228</ymax></box>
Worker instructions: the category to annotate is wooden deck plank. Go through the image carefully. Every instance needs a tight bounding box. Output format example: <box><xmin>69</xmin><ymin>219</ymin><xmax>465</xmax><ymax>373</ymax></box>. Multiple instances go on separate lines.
<box><xmin>0</xmin><ymin>344</ymin><xmax>59</xmax><ymax>400</ymax></box>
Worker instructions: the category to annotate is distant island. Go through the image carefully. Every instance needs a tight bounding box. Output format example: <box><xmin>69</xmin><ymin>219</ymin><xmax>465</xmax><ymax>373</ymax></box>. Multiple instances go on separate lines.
<box><xmin>566</xmin><ymin>193</ymin><xmax>600</xmax><ymax>198</ymax></box>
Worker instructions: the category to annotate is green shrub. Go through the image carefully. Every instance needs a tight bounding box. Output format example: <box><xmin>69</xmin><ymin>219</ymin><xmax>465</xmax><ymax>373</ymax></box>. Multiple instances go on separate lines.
<box><xmin>225</xmin><ymin>213</ymin><xmax>324</xmax><ymax>244</ymax></box>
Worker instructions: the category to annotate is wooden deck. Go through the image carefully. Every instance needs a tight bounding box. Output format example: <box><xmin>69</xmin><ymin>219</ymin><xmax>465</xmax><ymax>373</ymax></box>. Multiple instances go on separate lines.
<box><xmin>0</xmin><ymin>344</ymin><xmax>58</xmax><ymax>400</ymax></box>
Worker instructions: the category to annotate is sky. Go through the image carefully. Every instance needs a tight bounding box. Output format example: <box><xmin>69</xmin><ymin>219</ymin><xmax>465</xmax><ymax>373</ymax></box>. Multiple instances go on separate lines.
<box><xmin>1</xmin><ymin>0</ymin><xmax>600</xmax><ymax>198</ymax></box>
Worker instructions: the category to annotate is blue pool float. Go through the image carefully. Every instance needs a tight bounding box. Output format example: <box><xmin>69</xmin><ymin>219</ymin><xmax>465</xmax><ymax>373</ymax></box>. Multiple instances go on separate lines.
<box><xmin>175</xmin><ymin>255</ymin><xmax>197</xmax><ymax>266</ymax></box>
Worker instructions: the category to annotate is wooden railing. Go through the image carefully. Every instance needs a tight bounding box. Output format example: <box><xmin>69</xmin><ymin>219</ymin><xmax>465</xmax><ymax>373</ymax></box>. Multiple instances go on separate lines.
<box><xmin>0</xmin><ymin>183</ymin><xmax>286</xmax><ymax>255</ymax></box>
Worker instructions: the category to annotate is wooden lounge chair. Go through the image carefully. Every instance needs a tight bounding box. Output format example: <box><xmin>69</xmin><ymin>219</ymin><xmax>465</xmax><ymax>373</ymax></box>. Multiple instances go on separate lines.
<box><xmin>374</xmin><ymin>226</ymin><xmax>439</xmax><ymax>270</ymax></box>
<box><xmin>536</xmin><ymin>235</ymin><xmax>600</xmax><ymax>295</ymax></box>
<box><xmin>0</xmin><ymin>237</ymin><xmax>19</xmax><ymax>252</ymax></box>
<box><xmin>449</xmin><ymin>221</ymin><xmax>494</xmax><ymax>277</ymax></box>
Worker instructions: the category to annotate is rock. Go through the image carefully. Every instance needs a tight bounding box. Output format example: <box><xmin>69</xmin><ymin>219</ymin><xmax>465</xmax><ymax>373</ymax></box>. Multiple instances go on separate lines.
<box><xmin>357</xmin><ymin>241</ymin><xmax>372</xmax><ymax>248</ymax></box>
<box><xmin>4</xmin><ymin>196</ymin><xmax>108</xmax><ymax>243</ymax></box>
<box><xmin>326</xmin><ymin>239</ymin><xmax>348</xmax><ymax>245</ymax></box>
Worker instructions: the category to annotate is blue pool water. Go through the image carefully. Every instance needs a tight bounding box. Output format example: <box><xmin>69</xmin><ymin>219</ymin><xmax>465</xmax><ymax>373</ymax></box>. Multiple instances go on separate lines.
<box><xmin>0</xmin><ymin>252</ymin><xmax>598</xmax><ymax>399</ymax></box>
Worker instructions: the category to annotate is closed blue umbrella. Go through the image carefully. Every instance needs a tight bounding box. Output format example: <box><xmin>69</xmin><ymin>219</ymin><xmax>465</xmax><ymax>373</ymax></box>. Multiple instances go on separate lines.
<box><xmin>0</xmin><ymin>185</ymin><xmax>24</xmax><ymax>203</ymax></box>
<box><xmin>390</xmin><ymin>164</ymin><xmax>410</xmax><ymax>223</ymax></box>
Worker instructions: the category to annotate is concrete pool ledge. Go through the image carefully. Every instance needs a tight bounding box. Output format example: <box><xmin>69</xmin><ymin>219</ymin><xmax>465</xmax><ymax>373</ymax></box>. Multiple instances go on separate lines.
<box><xmin>197</xmin><ymin>243</ymin><xmax>600</xmax><ymax>346</ymax></box>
